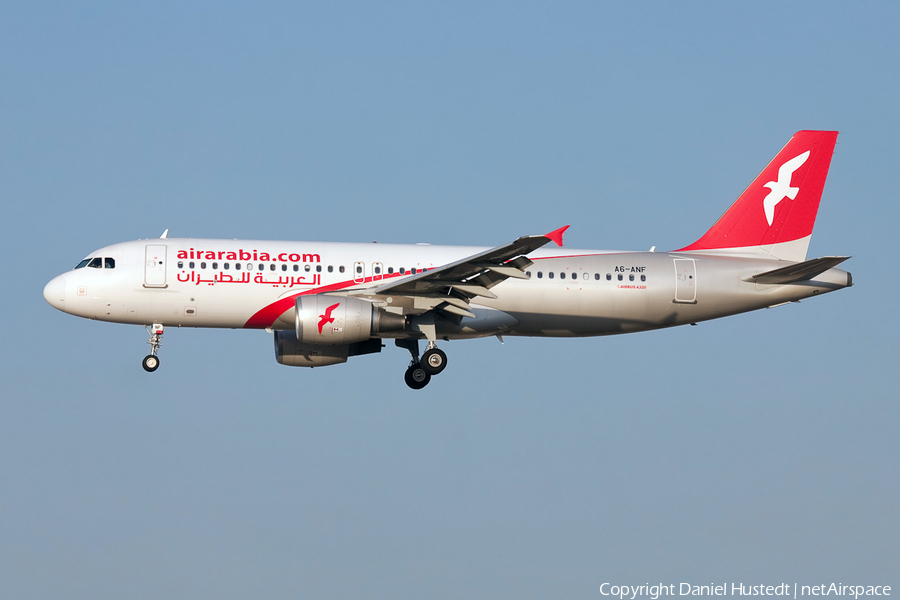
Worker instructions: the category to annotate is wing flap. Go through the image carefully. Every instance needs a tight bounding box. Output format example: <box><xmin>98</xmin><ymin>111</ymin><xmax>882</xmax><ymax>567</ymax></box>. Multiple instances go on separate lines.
<box><xmin>439</xmin><ymin>303</ymin><xmax>476</xmax><ymax>318</ymax></box>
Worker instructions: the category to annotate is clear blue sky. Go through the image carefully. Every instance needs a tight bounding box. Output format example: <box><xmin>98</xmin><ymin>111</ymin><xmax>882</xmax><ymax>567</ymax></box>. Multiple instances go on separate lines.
<box><xmin>1</xmin><ymin>2</ymin><xmax>897</xmax><ymax>598</ymax></box>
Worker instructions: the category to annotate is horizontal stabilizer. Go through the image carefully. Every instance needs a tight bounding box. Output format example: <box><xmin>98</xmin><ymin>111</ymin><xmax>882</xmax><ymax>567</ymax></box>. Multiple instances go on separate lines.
<box><xmin>746</xmin><ymin>256</ymin><xmax>850</xmax><ymax>285</ymax></box>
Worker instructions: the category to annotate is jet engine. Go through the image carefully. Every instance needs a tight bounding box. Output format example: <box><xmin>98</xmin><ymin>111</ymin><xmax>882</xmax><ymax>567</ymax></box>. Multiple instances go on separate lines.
<box><xmin>274</xmin><ymin>330</ymin><xmax>383</xmax><ymax>367</ymax></box>
<box><xmin>295</xmin><ymin>295</ymin><xmax>406</xmax><ymax>345</ymax></box>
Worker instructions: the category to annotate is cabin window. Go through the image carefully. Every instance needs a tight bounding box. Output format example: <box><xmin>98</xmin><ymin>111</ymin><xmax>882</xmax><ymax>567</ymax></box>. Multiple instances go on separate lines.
<box><xmin>571</xmin><ymin>273</ymin><xmax>577</xmax><ymax>280</ymax></box>
<box><xmin>411</xmin><ymin>268</ymin><xmax>417</xmax><ymax>274</ymax></box>
<box><xmin>316</xmin><ymin>265</ymin><xmax>322</xmax><ymax>272</ymax></box>
<box><xmin>595</xmin><ymin>273</ymin><xmax>600</xmax><ymax>280</ymax></box>
<box><xmin>328</xmin><ymin>265</ymin><xmax>333</xmax><ymax>273</ymax></box>
<box><xmin>606</xmin><ymin>273</ymin><xmax>611</xmax><ymax>281</ymax></box>
<box><xmin>356</xmin><ymin>265</ymin><xmax>363</xmax><ymax>274</ymax></box>
<box><xmin>339</xmin><ymin>266</ymin><xmax>345</xmax><ymax>273</ymax></box>
<box><xmin>270</xmin><ymin>264</ymin><xmax>276</xmax><ymax>271</ymax></box>
<box><xmin>399</xmin><ymin>267</ymin><xmax>406</xmax><ymax>274</ymax></box>
<box><xmin>641</xmin><ymin>274</ymin><xmax>646</xmax><ymax>282</ymax></box>
<box><xmin>629</xmin><ymin>274</ymin><xmax>634</xmax><ymax>281</ymax></box>
<box><xmin>223</xmin><ymin>263</ymin><xmax>229</xmax><ymax>270</ymax></box>
<box><xmin>201</xmin><ymin>262</ymin><xmax>207</xmax><ymax>269</ymax></box>
<box><xmin>548</xmin><ymin>272</ymin><xmax>554</xmax><ymax>279</ymax></box>
<box><xmin>235</xmin><ymin>263</ymin><xmax>241</xmax><ymax>270</ymax></box>
<box><xmin>537</xmin><ymin>271</ymin><xmax>543</xmax><ymax>279</ymax></box>
<box><xmin>388</xmin><ymin>267</ymin><xmax>394</xmax><ymax>274</ymax></box>
<box><xmin>374</xmin><ymin>266</ymin><xmax>381</xmax><ymax>274</ymax></box>
<box><xmin>282</xmin><ymin>264</ymin><xmax>287</xmax><ymax>271</ymax></box>
<box><xmin>292</xmin><ymin>264</ymin><xmax>298</xmax><ymax>272</ymax></box>
<box><xmin>189</xmin><ymin>262</ymin><xmax>195</xmax><ymax>269</ymax></box>
<box><xmin>245</xmin><ymin>263</ymin><xmax>252</xmax><ymax>270</ymax></box>
<box><xmin>618</xmin><ymin>274</ymin><xmax>623</xmax><ymax>281</ymax></box>
<box><xmin>212</xmin><ymin>262</ymin><xmax>218</xmax><ymax>269</ymax></box>
<box><xmin>177</xmin><ymin>261</ymin><xmax>184</xmax><ymax>269</ymax></box>
<box><xmin>305</xmin><ymin>264</ymin><xmax>311</xmax><ymax>272</ymax></box>
<box><xmin>526</xmin><ymin>271</ymin><xmax>532</xmax><ymax>278</ymax></box>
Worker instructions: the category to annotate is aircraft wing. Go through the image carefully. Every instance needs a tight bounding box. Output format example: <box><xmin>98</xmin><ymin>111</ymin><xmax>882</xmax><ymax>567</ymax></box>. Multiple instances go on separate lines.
<box><xmin>368</xmin><ymin>226</ymin><xmax>569</xmax><ymax>318</ymax></box>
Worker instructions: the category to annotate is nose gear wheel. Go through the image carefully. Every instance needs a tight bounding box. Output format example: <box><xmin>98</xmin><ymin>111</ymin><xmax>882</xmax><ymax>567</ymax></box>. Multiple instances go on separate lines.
<box><xmin>142</xmin><ymin>355</ymin><xmax>160</xmax><ymax>372</ymax></box>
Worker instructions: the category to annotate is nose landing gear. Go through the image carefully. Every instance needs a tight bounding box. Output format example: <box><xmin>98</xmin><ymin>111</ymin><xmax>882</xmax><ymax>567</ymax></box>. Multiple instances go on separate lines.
<box><xmin>395</xmin><ymin>339</ymin><xmax>448</xmax><ymax>389</ymax></box>
<box><xmin>142</xmin><ymin>323</ymin><xmax>164</xmax><ymax>372</ymax></box>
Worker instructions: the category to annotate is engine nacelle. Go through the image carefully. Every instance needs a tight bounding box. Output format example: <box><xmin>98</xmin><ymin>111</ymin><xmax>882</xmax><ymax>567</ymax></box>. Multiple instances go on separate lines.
<box><xmin>295</xmin><ymin>295</ymin><xmax>405</xmax><ymax>345</ymax></box>
<box><xmin>274</xmin><ymin>330</ymin><xmax>383</xmax><ymax>368</ymax></box>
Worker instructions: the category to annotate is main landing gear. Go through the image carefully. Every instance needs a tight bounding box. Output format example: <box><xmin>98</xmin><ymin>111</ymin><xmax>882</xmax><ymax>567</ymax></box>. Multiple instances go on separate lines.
<box><xmin>396</xmin><ymin>339</ymin><xmax>449</xmax><ymax>390</ymax></box>
<box><xmin>404</xmin><ymin>363</ymin><xmax>430</xmax><ymax>390</ymax></box>
<box><xmin>421</xmin><ymin>345</ymin><xmax>447</xmax><ymax>375</ymax></box>
<box><xmin>142</xmin><ymin>323</ymin><xmax>164</xmax><ymax>372</ymax></box>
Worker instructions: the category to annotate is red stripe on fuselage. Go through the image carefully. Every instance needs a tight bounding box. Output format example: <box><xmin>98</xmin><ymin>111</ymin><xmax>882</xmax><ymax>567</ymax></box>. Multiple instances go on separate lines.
<box><xmin>243</xmin><ymin>273</ymin><xmax>404</xmax><ymax>329</ymax></box>
<box><xmin>243</xmin><ymin>254</ymin><xmax>608</xmax><ymax>329</ymax></box>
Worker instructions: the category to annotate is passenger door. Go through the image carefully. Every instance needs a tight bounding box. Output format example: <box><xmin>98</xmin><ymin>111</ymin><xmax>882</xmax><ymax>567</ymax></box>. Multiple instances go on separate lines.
<box><xmin>144</xmin><ymin>245</ymin><xmax>167</xmax><ymax>288</ymax></box>
<box><xmin>673</xmin><ymin>258</ymin><xmax>696</xmax><ymax>303</ymax></box>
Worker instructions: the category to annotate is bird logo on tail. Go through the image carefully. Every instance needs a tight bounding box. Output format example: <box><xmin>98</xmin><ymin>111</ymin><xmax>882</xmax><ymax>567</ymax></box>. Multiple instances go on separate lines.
<box><xmin>763</xmin><ymin>150</ymin><xmax>810</xmax><ymax>226</ymax></box>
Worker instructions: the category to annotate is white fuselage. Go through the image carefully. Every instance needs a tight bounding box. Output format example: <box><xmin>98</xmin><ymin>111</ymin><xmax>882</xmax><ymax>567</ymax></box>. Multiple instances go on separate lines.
<box><xmin>43</xmin><ymin>238</ymin><xmax>851</xmax><ymax>340</ymax></box>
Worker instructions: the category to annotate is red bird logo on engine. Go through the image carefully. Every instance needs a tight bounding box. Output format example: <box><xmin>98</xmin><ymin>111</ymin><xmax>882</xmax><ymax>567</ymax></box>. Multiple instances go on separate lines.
<box><xmin>318</xmin><ymin>302</ymin><xmax>341</xmax><ymax>334</ymax></box>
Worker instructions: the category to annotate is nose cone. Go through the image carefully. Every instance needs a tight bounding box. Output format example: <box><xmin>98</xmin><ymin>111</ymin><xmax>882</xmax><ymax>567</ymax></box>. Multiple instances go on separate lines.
<box><xmin>43</xmin><ymin>275</ymin><xmax>66</xmax><ymax>311</ymax></box>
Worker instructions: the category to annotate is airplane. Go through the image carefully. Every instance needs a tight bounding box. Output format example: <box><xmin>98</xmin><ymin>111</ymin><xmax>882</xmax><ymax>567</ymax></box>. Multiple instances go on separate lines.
<box><xmin>43</xmin><ymin>130</ymin><xmax>851</xmax><ymax>389</ymax></box>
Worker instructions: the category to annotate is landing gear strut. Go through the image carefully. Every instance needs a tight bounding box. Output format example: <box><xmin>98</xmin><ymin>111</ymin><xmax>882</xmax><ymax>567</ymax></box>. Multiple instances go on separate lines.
<box><xmin>395</xmin><ymin>339</ymin><xmax>449</xmax><ymax>389</ymax></box>
<box><xmin>396</xmin><ymin>339</ymin><xmax>429</xmax><ymax>389</ymax></box>
<box><xmin>143</xmin><ymin>323</ymin><xmax>164</xmax><ymax>372</ymax></box>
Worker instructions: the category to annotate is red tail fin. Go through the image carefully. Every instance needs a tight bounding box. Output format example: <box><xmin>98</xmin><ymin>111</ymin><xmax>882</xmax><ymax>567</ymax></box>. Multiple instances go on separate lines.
<box><xmin>677</xmin><ymin>130</ymin><xmax>838</xmax><ymax>261</ymax></box>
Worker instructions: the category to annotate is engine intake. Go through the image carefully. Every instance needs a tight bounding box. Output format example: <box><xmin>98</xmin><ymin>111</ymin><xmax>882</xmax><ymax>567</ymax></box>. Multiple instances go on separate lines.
<box><xmin>295</xmin><ymin>295</ymin><xmax>405</xmax><ymax>345</ymax></box>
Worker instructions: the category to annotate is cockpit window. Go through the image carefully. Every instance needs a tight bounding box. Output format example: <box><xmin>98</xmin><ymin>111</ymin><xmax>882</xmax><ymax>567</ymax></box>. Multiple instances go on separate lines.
<box><xmin>104</xmin><ymin>258</ymin><xmax>115</xmax><ymax>269</ymax></box>
<box><xmin>87</xmin><ymin>258</ymin><xmax>103</xmax><ymax>269</ymax></box>
<box><xmin>75</xmin><ymin>258</ymin><xmax>91</xmax><ymax>269</ymax></box>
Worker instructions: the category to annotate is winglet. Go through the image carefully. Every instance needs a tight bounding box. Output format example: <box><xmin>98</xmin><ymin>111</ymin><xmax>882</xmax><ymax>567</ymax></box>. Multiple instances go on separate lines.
<box><xmin>545</xmin><ymin>225</ymin><xmax>570</xmax><ymax>247</ymax></box>
<box><xmin>160</xmin><ymin>229</ymin><xmax>169</xmax><ymax>239</ymax></box>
